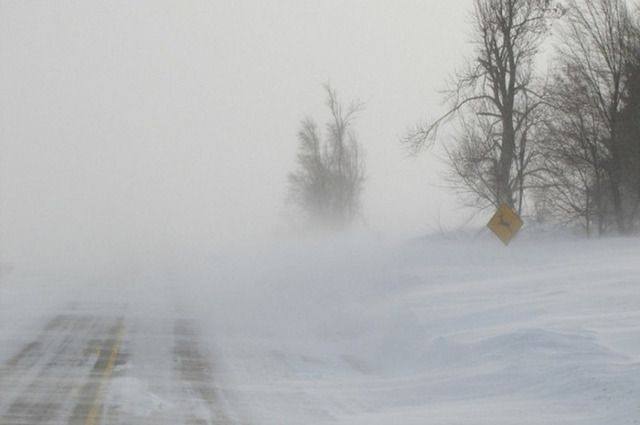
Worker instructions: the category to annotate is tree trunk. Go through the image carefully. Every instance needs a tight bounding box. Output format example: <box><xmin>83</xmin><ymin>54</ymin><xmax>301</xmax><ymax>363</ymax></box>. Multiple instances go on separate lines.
<box><xmin>498</xmin><ymin>115</ymin><xmax>516</xmax><ymax>207</ymax></box>
<box><xmin>609</xmin><ymin>122</ymin><xmax>626</xmax><ymax>234</ymax></box>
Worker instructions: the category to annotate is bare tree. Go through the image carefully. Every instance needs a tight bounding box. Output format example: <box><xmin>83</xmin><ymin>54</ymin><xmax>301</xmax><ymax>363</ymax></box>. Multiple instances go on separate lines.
<box><xmin>443</xmin><ymin>103</ymin><xmax>504</xmax><ymax>211</ymax></box>
<box><xmin>533</xmin><ymin>61</ymin><xmax>610</xmax><ymax>235</ymax></box>
<box><xmin>287</xmin><ymin>85</ymin><xmax>365</xmax><ymax>229</ymax></box>
<box><xmin>444</xmin><ymin>92</ymin><xmax>547</xmax><ymax>214</ymax></box>
<box><xmin>556</xmin><ymin>0</ymin><xmax>637</xmax><ymax>233</ymax></box>
<box><xmin>404</xmin><ymin>0</ymin><xmax>561</xmax><ymax>210</ymax></box>
<box><xmin>617</xmin><ymin>32</ymin><xmax>640</xmax><ymax>232</ymax></box>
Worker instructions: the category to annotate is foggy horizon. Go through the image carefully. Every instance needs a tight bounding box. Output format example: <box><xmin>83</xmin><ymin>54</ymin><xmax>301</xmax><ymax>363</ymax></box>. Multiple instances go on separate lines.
<box><xmin>1</xmin><ymin>1</ymin><xmax>476</xmax><ymax>270</ymax></box>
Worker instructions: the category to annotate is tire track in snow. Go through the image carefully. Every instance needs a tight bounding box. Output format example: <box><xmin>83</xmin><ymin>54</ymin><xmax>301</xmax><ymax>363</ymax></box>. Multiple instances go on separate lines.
<box><xmin>67</xmin><ymin>318</ymin><xmax>125</xmax><ymax>425</ymax></box>
<box><xmin>173</xmin><ymin>319</ymin><xmax>233</xmax><ymax>425</ymax></box>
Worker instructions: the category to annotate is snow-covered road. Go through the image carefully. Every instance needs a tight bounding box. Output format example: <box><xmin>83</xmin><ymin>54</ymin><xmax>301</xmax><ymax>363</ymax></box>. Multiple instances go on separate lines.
<box><xmin>1</xmin><ymin>235</ymin><xmax>639</xmax><ymax>424</ymax></box>
<box><xmin>0</xmin><ymin>305</ymin><xmax>237</xmax><ymax>424</ymax></box>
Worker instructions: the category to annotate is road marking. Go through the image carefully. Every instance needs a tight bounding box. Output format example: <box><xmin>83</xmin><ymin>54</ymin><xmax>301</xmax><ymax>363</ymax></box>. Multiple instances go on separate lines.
<box><xmin>84</xmin><ymin>320</ymin><xmax>125</xmax><ymax>425</ymax></box>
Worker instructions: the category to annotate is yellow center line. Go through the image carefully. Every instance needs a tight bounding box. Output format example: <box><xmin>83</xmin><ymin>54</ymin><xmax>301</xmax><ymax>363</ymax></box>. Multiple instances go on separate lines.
<box><xmin>84</xmin><ymin>320</ymin><xmax>125</xmax><ymax>425</ymax></box>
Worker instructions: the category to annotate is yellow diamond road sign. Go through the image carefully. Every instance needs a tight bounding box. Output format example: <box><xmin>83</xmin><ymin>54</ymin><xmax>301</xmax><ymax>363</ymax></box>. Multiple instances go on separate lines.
<box><xmin>487</xmin><ymin>203</ymin><xmax>523</xmax><ymax>245</ymax></box>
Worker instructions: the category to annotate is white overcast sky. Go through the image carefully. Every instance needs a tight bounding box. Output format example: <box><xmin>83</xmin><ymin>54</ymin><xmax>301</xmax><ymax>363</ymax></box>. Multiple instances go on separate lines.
<box><xmin>0</xmin><ymin>1</ymin><xmax>476</xmax><ymax>267</ymax></box>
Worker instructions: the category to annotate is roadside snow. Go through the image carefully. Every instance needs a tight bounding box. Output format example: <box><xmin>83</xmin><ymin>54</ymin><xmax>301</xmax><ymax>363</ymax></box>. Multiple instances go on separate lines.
<box><xmin>2</xmin><ymin>234</ymin><xmax>638</xmax><ymax>424</ymax></box>
<box><xmin>189</xmin><ymin>235</ymin><xmax>640</xmax><ymax>424</ymax></box>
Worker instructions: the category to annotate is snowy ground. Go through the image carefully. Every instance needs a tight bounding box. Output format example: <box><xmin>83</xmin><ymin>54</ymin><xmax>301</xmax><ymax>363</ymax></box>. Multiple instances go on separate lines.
<box><xmin>1</xmin><ymin>233</ymin><xmax>639</xmax><ymax>424</ymax></box>
<box><xmin>191</xmin><ymin>234</ymin><xmax>640</xmax><ymax>424</ymax></box>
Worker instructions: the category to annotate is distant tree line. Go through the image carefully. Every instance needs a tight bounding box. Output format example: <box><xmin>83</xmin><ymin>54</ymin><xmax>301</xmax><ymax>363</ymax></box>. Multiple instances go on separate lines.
<box><xmin>406</xmin><ymin>0</ymin><xmax>640</xmax><ymax>236</ymax></box>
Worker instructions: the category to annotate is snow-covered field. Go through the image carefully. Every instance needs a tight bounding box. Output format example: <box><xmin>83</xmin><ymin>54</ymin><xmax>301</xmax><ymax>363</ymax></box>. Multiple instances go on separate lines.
<box><xmin>1</xmin><ymin>233</ymin><xmax>639</xmax><ymax>424</ymax></box>
<box><xmin>190</xmin><ymin>234</ymin><xmax>640</xmax><ymax>424</ymax></box>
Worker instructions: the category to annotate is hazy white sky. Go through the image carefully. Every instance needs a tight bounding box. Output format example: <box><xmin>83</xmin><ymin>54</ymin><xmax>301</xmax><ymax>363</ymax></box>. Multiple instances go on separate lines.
<box><xmin>0</xmin><ymin>1</ymin><xmax>475</xmax><ymax>267</ymax></box>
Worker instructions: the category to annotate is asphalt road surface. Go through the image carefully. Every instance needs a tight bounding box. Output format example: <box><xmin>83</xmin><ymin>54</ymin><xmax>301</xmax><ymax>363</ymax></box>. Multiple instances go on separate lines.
<box><xmin>0</xmin><ymin>306</ymin><xmax>239</xmax><ymax>425</ymax></box>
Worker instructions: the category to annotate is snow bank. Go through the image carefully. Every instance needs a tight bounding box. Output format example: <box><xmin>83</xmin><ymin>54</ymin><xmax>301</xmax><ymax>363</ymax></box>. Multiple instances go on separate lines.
<box><xmin>183</xmin><ymin>234</ymin><xmax>640</xmax><ymax>424</ymax></box>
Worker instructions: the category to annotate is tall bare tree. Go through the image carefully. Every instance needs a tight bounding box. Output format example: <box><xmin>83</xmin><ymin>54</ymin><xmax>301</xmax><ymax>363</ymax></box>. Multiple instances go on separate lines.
<box><xmin>288</xmin><ymin>85</ymin><xmax>365</xmax><ymax>229</ymax></box>
<box><xmin>617</xmin><ymin>32</ymin><xmax>640</xmax><ymax>232</ymax></box>
<box><xmin>404</xmin><ymin>0</ymin><xmax>560</xmax><ymax>211</ymax></box>
<box><xmin>556</xmin><ymin>0</ymin><xmax>637</xmax><ymax>233</ymax></box>
<box><xmin>535</xmin><ymin>63</ymin><xmax>609</xmax><ymax>235</ymax></box>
